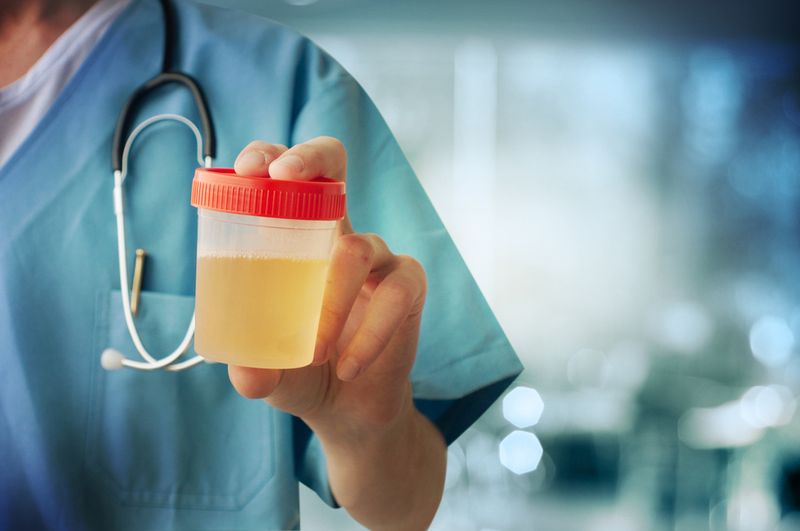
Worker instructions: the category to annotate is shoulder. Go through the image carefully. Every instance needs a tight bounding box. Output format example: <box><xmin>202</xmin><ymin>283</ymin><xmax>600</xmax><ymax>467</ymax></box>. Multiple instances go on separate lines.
<box><xmin>172</xmin><ymin>0</ymin><xmax>346</xmax><ymax>90</ymax></box>
<box><xmin>157</xmin><ymin>0</ymin><xmax>362</xmax><ymax>152</ymax></box>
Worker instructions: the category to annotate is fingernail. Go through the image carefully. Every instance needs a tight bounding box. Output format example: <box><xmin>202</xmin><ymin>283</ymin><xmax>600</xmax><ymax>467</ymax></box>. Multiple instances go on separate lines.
<box><xmin>337</xmin><ymin>358</ymin><xmax>361</xmax><ymax>381</ymax></box>
<box><xmin>272</xmin><ymin>154</ymin><xmax>304</xmax><ymax>175</ymax></box>
<box><xmin>236</xmin><ymin>150</ymin><xmax>266</xmax><ymax>172</ymax></box>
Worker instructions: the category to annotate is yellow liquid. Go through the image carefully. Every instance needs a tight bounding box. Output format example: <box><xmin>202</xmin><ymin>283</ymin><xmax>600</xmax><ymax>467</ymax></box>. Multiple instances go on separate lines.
<box><xmin>195</xmin><ymin>255</ymin><xmax>329</xmax><ymax>368</ymax></box>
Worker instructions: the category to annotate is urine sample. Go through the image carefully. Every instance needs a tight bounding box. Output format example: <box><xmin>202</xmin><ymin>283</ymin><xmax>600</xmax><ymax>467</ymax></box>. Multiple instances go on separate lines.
<box><xmin>190</xmin><ymin>168</ymin><xmax>345</xmax><ymax>369</ymax></box>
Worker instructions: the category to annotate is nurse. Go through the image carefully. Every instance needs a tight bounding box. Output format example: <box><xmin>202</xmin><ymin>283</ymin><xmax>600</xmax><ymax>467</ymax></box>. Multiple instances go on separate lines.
<box><xmin>0</xmin><ymin>0</ymin><xmax>523</xmax><ymax>530</ymax></box>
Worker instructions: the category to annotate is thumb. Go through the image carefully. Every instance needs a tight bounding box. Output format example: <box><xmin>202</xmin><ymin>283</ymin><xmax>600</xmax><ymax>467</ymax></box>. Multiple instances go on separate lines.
<box><xmin>228</xmin><ymin>365</ymin><xmax>283</xmax><ymax>399</ymax></box>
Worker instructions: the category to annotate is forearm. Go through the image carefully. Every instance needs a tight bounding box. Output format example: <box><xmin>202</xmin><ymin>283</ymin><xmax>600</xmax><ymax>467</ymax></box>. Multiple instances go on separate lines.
<box><xmin>306</xmin><ymin>396</ymin><xmax>447</xmax><ymax>530</ymax></box>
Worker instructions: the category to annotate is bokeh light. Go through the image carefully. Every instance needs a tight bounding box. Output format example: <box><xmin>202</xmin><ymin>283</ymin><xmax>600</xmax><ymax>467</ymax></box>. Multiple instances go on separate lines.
<box><xmin>650</xmin><ymin>300</ymin><xmax>714</xmax><ymax>354</ymax></box>
<box><xmin>502</xmin><ymin>386</ymin><xmax>544</xmax><ymax>428</ymax></box>
<box><xmin>749</xmin><ymin>316</ymin><xmax>795</xmax><ymax>367</ymax></box>
<box><xmin>740</xmin><ymin>385</ymin><xmax>797</xmax><ymax>428</ymax></box>
<box><xmin>678</xmin><ymin>402</ymin><xmax>763</xmax><ymax>449</ymax></box>
<box><xmin>498</xmin><ymin>431</ymin><xmax>543</xmax><ymax>475</ymax></box>
<box><xmin>727</xmin><ymin>490</ymin><xmax>779</xmax><ymax>531</ymax></box>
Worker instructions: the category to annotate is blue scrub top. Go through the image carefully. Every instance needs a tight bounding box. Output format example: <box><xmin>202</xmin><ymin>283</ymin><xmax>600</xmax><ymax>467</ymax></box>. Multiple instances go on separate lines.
<box><xmin>0</xmin><ymin>0</ymin><xmax>523</xmax><ymax>529</ymax></box>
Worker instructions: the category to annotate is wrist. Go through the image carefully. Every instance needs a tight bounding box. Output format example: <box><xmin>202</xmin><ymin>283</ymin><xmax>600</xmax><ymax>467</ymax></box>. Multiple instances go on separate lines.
<box><xmin>303</xmin><ymin>382</ymin><xmax>417</xmax><ymax>455</ymax></box>
<box><xmin>310</xmin><ymin>396</ymin><xmax>446</xmax><ymax>530</ymax></box>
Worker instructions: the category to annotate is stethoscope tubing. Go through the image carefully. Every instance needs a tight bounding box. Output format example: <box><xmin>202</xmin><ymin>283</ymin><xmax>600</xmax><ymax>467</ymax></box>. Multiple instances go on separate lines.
<box><xmin>112</xmin><ymin>71</ymin><xmax>215</xmax><ymax>172</ymax></box>
<box><xmin>104</xmin><ymin>0</ymin><xmax>215</xmax><ymax>372</ymax></box>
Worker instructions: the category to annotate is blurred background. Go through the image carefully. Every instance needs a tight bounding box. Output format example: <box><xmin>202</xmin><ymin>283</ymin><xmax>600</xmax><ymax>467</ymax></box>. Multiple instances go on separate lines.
<box><xmin>204</xmin><ymin>1</ymin><xmax>800</xmax><ymax>529</ymax></box>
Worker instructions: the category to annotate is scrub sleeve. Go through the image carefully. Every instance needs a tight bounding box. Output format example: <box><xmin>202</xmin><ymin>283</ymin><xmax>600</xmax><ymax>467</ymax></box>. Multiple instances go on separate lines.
<box><xmin>287</xmin><ymin>54</ymin><xmax>524</xmax><ymax>506</ymax></box>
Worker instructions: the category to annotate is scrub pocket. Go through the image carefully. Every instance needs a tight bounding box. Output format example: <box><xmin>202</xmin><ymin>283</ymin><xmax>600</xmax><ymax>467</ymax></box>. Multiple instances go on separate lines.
<box><xmin>88</xmin><ymin>289</ymin><xmax>275</xmax><ymax>510</ymax></box>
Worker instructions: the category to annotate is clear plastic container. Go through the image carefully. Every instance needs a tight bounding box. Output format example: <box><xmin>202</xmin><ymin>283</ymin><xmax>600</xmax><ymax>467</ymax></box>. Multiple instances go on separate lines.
<box><xmin>190</xmin><ymin>168</ymin><xmax>345</xmax><ymax>368</ymax></box>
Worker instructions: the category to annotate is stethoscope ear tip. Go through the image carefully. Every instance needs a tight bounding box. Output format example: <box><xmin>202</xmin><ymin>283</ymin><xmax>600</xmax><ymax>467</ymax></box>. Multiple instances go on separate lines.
<box><xmin>101</xmin><ymin>348</ymin><xmax>126</xmax><ymax>371</ymax></box>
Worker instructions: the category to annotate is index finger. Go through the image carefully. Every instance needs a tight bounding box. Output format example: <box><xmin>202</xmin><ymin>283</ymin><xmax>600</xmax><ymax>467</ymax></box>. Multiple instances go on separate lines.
<box><xmin>233</xmin><ymin>140</ymin><xmax>288</xmax><ymax>176</ymax></box>
<box><xmin>269</xmin><ymin>136</ymin><xmax>347</xmax><ymax>182</ymax></box>
<box><xmin>313</xmin><ymin>233</ymin><xmax>393</xmax><ymax>365</ymax></box>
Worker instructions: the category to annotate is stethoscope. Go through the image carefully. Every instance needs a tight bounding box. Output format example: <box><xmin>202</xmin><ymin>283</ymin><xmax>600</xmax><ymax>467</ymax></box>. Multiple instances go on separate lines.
<box><xmin>100</xmin><ymin>0</ymin><xmax>213</xmax><ymax>372</ymax></box>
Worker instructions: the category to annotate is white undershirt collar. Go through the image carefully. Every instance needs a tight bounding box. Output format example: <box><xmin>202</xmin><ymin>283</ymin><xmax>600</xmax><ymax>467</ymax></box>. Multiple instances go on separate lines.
<box><xmin>0</xmin><ymin>0</ymin><xmax>131</xmax><ymax>166</ymax></box>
